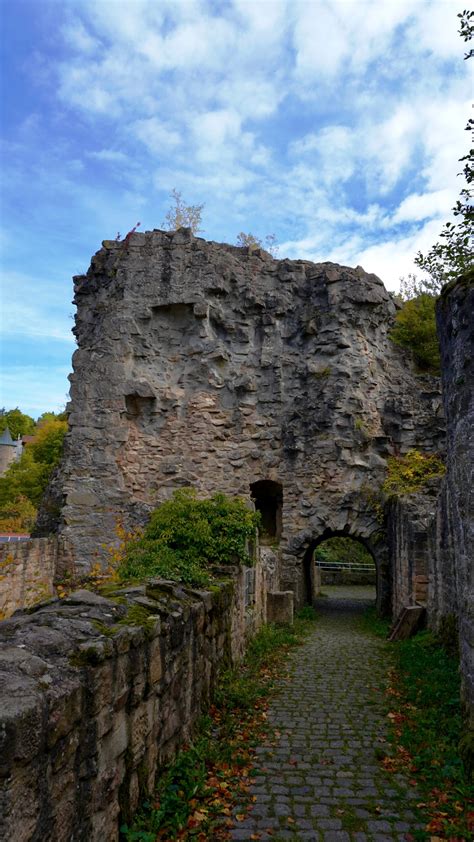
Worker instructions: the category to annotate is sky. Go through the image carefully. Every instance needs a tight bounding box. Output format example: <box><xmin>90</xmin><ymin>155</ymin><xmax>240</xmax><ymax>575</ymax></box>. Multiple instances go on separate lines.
<box><xmin>0</xmin><ymin>0</ymin><xmax>471</xmax><ymax>418</ymax></box>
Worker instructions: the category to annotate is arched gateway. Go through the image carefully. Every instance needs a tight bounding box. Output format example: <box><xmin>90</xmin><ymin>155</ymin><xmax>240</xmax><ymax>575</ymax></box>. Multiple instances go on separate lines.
<box><xmin>36</xmin><ymin>229</ymin><xmax>444</xmax><ymax>615</ymax></box>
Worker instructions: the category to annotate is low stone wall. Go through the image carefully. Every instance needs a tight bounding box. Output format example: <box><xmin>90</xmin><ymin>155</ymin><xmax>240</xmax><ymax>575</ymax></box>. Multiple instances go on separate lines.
<box><xmin>0</xmin><ymin>567</ymin><xmax>264</xmax><ymax>842</ymax></box>
<box><xmin>0</xmin><ymin>537</ymin><xmax>74</xmax><ymax>620</ymax></box>
<box><xmin>320</xmin><ymin>569</ymin><xmax>376</xmax><ymax>587</ymax></box>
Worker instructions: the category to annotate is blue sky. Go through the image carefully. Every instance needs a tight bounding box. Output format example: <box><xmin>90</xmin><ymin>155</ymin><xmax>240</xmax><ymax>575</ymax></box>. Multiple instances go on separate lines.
<box><xmin>0</xmin><ymin>0</ymin><xmax>470</xmax><ymax>418</ymax></box>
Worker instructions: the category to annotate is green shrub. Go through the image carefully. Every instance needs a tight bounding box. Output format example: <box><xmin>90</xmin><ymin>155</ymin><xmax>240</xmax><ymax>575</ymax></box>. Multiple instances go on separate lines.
<box><xmin>382</xmin><ymin>449</ymin><xmax>445</xmax><ymax>497</ymax></box>
<box><xmin>118</xmin><ymin>488</ymin><xmax>260</xmax><ymax>586</ymax></box>
<box><xmin>390</xmin><ymin>293</ymin><xmax>440</xmax><ymax>374</ymax></box>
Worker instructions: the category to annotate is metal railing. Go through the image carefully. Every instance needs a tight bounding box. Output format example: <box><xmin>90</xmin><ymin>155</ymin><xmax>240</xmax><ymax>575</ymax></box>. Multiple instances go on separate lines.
<box><xmin>315</xmin><ymin>562</ymin><xmax>376</xmax><ymax>572</ymax></box>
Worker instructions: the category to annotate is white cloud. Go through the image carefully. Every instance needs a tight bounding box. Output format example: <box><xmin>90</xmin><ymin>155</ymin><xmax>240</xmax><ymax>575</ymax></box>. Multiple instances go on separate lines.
<box><xmin>392</xmin><ymin>189</ymin><xmax>454</xmax><ymax>223</ymax></box>
<box><xmin>1</xmin><ymin>302</ymin><xmax>74</xmax><ymax>342</ymax></box>
<box><xmin>62</xmin><ymin>18</ymin><xmax>100</xmax><ymax>53</ymax></box>
<box><xmin>0</xmin><ymin>272</ymin><xmax>75</xmax><ymax>342</ymax></box>
<box><xmin>291</xmin><ymin>0</ymin><xmax>461</xmax><ymax>83</ymax></box>
<box><xmin>87</xmin><ymin>149</ymin><xmax>128</xmax><ymax>163</ymax></box>
<box><xmin>347</xmin><ymin>217</ymin><xmax>447</xmax><ymax>291</ymax></box>
<box><xmin>133</xmin><ymin>118</ymin><xmax>182</xmax><ymax>154</ymax></box>
<box><xmin>5</xmin><ymin>0</ymin><xmax>470</xmax><ymax>365</ymax></box>
<box><xmin>0</xmin><ymin>368</ymin><xmax>71</xmax><ymax>417</ymax></box>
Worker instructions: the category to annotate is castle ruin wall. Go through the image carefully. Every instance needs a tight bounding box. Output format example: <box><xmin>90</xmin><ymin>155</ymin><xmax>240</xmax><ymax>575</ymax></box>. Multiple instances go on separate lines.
<box><xmin>38</xmin><ymin>229</ymin><xmax>445</xmax><ymax>613</ymax></box>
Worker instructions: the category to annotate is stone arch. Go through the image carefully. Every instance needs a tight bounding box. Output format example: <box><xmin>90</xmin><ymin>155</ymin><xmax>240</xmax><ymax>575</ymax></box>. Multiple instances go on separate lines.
<box><xmin>278</xmin><ymin>501</ymin><xmax>390</xmax><ymax>616</ymax></box>
<box><xmin>300</xmin><ymin>529</ymin><xmax>390</xmax><ymax>615</ymax></box>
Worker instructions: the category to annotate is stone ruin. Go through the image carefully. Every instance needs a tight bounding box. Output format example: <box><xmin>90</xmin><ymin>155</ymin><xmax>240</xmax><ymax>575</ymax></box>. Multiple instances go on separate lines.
<box><xmin>34</xmin><ymin>229</ymin><xmax>472</xmax><ymax>710</ymax></box>
<box><xmin>38</xmin><ymin>228</ymin><xmax>445</xmax><ymax>611</ymax></box>
<box><xmin>0</xmin><ymin>229</ymin><xmax>472</xmax><ymax>840</ymax></box>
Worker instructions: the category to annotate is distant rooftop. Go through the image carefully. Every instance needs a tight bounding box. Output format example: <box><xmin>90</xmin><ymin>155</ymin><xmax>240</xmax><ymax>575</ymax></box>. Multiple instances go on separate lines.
<box><xmin>0</xmin><ymin>427</ymin><xmax>14</xmax><ymax>446</ymax></box>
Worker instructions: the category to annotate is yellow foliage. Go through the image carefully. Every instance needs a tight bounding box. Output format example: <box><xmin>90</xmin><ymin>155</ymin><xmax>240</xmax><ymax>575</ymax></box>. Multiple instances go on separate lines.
<box><xmin>383</xmin><ymin>450</ymin><xmax>445</xmax><ymax>496</ymax></box>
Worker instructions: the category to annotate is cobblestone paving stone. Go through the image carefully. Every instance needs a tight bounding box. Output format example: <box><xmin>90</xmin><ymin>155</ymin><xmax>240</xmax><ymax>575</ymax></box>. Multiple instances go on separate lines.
<box><xmin>229</xmin><ymin>586</ymin><xmax>424</xmax><ymax>842</ymax></box>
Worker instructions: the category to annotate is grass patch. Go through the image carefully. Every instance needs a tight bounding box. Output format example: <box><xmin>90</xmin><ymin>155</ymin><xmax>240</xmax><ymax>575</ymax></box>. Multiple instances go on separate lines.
<box><xmin>382</xmin><ymin>631</ymin><xmax>473</xmax><ymax>840</ymax></box>
<box><xmin>120</xmin><ymin>608</ymin><xmax>317</xmax><ymax>841</ymax></box>
<box><xmin>359</xmin><ymin>604</ymin><xmax>391</xmax><ymax>638</ymax></box>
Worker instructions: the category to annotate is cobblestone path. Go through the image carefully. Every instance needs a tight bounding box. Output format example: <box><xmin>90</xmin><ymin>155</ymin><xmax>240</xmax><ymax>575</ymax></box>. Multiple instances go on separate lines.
<box><xmin>230</xmin><ymin>587</ymin><xmax>423</xmax><ymax>842</ymax></box>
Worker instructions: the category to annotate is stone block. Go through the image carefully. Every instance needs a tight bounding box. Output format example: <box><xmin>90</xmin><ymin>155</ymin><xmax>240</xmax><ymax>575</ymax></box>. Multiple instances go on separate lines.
<box><xmin>266</xmin><ymin>591</ymin><xmax>294</xmax><ymax>625</ymax></box>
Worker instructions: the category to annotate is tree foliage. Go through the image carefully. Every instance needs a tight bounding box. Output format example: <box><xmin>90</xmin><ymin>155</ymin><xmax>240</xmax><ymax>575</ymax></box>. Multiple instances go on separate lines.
<box><xmin>31</xmin><ymin>417</ymin><xmax>68</xmax><ymax>466</ymax></box>
<box><xmin>399</xmin><ymin>272</ymin><xmax>442</xmax><ymax>300</ymax></box>
<box><xmin>0</xmin><ymin>408</ymin><xmax>35</xmax><ymax>439</ymax></box>
<box><xmin>118</xmin><ymin>488</ymin><xmax>260</xmax><ymax>586</ymax></box>
<box><xmin>0</xmin><ymin>495</ymin><xmax>37</xmax><ymax>533</ymax></box>
<box><xmin>0</xmin><ymin>415</ymin><xmax>68</xmax><ymax>529</ymax></box>
<box><xmin>163</xmin><ymin>189</ymin><xmax>204</xmax><ymax>234</ymax></box>
<box><xmin>314</xmin><ymin>537</ymin><xmax>374</xmax><ymax>568</ymax></box>
<box><xmin>390</xmin><ymin>293</ymin><xmax>441</xmax><ymax>374</ymax></box>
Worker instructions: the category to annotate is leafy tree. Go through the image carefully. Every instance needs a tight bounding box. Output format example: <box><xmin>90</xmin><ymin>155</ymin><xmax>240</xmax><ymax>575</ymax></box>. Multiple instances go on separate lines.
<box><xmin>458</xmin><ymin>8</ymin><xmax>474</xmax><ymax>58</ymax></box>
<box><xmin>0</xmin><ymin>449</ymin><xmax>50</xmax><ymax>509</ymax></box>
<box><xmin>390</xmin><ymin>293</ymin><xmax>440</xmax><ymax>374</ymax></box>
<box><xmin>0</xmin><ymin>496</ymin><xmax>37</xmax><ymax>533</ymax></box>
<box><xmin>163</xmin><ymin>189</ymin><xmax>204</xmax><ymax>234</ymax></box>
<box><xmin>0</xmin><ymin>416</ymin><xmax>68</xmax><ymax>528</ymax></box>
<box><xmin>393</xmin><ymin>12</ymin><xmax>473</xmax><ymax>371</ymax></box>
<box><xmin>314</xmin><ymin>537</ymin><xmax>374</xmax><ymax>568</ymax></box>
<box><xmin>236</xmin><ymin>231</ymin><xmax>279</xmax><ymax>257</ymax></box>
<box><xmin>36</xmin><ymin>410</ymin><xmax>67</xmax><ymax>426</ymax></box>
<box><xmin>0</xmin><ymin>408</ymin><xmax>35</xmax><ymax>439</ymax></box>
<box><xmin>414</xmin><ymin>11</ymin><xmax>473</xmax><ymax>288</ymax></box>
<box><xmin>398</xmin><ymin>272</ymin><xmax>442</xmax><ymax>300</ymax></box>
<box><xmin>31</xmin><ymin>417</ymin><xmax>68</xmax><ymax>466</ymax></box>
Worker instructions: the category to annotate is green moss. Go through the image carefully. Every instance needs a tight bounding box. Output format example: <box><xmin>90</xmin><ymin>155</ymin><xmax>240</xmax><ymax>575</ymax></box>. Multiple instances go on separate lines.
<box><xmin>313</xmin><ymin>365</ymin><xmax>330</xmax><ymax>378</ymax></box>
<box><xmin>92</xmin><ymin>620</ymin><xmax>116</xmax><ymax>638</ymax></box>
<box><xmin>91</xmin><ymin>604</ymin><xmax>159</xmax><ymax>641</ymax></box>
<box><xmin>115</xmin><ymin>604</ymin><xmax>158</xmax><ymax>639</ymax></box>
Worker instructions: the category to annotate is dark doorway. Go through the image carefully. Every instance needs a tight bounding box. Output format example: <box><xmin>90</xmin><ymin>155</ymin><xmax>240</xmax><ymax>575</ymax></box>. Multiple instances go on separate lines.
<box><xmin>250</xmin><ymin>480</ymin><xmax>283</xmax><ymax>544</ymax></box>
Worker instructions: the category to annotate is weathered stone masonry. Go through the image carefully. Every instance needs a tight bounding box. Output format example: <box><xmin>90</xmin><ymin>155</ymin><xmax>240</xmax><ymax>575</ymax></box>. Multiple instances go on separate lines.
<box><xmin>0</xmin><ymin>563</ymin><xmax>269</xmax><ymax>842</ymax></box>
<box><xmin>436</xmin><ymin>275</ymin><xmax>474</xmax><ymax>726</ymax></box>
<box><xmin>38</xmin><ymin>229</ymin><xmax>444</xmax><ymax>612</ymax></box>
<box><xmin>386</xmin><ymin>273</ymin><xmax>474</xmax><ymax>722</ymax></box>
<box><xmin>1</xmin><ymin>236</ymin><xmax>472</xmax><ymax>842</ymax></box>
